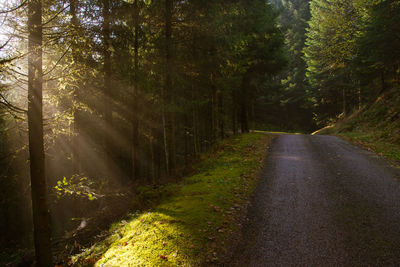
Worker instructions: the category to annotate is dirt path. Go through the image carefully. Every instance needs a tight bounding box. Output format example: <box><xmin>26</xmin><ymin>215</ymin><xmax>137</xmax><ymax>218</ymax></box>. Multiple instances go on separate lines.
<box><xmin>231</xmin><ymin>134</ymin><xmax>400</xmax><ymax>266</ymax></box>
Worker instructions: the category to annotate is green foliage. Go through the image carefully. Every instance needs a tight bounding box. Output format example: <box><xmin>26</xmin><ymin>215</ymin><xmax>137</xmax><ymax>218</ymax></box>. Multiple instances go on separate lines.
<box><xmin>276</xmin><ymin>0</ymin><xmax>315</xmax><ymax>131</ymax></box>
<box><xmin>54</xmin><ymin>175</ymin><xmax>103</xmax><ymax>201</ymax></box>
<box><xmin>71</xmin><ymin>133</ymin><xmax>274</xmax><ymax>266</ymax></box>
<box><xmin>304</xmin><ymin>0</ymin><xmax>400</xmax><ymax>125</ymax></box>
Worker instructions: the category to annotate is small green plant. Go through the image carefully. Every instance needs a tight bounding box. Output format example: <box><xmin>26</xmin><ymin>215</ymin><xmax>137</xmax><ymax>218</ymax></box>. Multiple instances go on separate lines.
<box><xmin>54</xmin><ymin>174</ymin><xmax>104</xmax><ymax>201</ymax></box>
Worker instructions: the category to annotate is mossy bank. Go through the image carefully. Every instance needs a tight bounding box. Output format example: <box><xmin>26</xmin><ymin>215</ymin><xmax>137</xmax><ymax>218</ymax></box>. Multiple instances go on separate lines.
<box><xmin>71</xmin><ymin>133</ymin><xmax>274</xmax><ymax>266</ymax></box>
<box><xmin>314</xmin><ymin>88</ymin><xmax>400</xmax><ymax>164</ymax></box>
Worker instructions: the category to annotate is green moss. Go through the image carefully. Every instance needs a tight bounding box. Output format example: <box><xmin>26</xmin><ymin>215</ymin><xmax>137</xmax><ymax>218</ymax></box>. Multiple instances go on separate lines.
<box><xmin>72</xmin><ymin>133</ymin><xmax>274</xmax><ymax>266</ymax></box>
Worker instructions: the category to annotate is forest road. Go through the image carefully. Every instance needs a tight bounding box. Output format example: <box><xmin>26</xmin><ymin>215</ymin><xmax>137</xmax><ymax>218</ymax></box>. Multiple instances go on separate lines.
<box><xmin>230</xmin><ymin>134</ymin><xmax>400</xmax><ymax>266</ymax></box>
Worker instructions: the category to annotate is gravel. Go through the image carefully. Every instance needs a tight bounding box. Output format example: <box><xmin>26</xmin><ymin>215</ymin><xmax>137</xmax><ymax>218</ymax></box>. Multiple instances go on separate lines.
<box><xmin>229</xmin><ymin>134</ymin><xmax>400</xmax><ymax>266</ymax></box>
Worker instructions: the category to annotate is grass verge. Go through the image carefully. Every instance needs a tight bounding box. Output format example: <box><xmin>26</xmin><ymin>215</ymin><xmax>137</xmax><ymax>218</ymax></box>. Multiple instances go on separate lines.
<box><xmin>71</xmin><ymin>133</ymin><xmax>274</xmax><ymax>266</ymax></box>
<box><xmin>314</xmin><ymin>88</ymin><xmax>400</xmax><ymax>164</ymax></box>
<box><xmin>335</xmin><ymin>131</ymin><xmax>400</xmax><ymax>163</ymax></box>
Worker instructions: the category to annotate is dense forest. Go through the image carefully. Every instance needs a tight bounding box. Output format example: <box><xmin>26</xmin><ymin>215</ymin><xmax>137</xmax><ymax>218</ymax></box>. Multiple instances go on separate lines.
<box><xmin>0</xmin><ymin>0</ymin><xmax>399</xmax><ymax>265</ymax></box>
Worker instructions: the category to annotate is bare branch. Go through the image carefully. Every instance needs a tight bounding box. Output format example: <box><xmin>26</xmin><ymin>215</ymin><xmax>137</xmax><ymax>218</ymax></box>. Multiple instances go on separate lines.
<box><xmin>42</xmin><ymin>4</ymin><xmax>70</xmax><ymax>26</ymax></box>
<box><xmin>43</xmin><ymin>44</ymin><xmax>72</xmax><ymax>76</ymax></box>
<box><xmin>0</xmin><ymin>93</ymin><xmax>27</xmax><ymax>113</ymax></box>
<box><xmin>0</xmin><ymin>36</ymin><xmax>11</xmax><ymax>50</ymax></box>
<box><xmin>0</xmin><ymin>0</ymin><xmax>27</xmax><ymax>14</ymax></box>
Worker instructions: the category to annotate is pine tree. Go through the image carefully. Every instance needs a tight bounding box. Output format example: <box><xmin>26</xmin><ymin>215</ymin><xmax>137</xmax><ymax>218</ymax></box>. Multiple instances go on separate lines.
<box><xmin>304</xmin><ymin>0</ymin><xmax>364</xmax><ymax>122</ymax></box>
<box><xmin>27</xmin><ymin>0</ymin><xmax>52</xmax><ymax>265</ymax></box>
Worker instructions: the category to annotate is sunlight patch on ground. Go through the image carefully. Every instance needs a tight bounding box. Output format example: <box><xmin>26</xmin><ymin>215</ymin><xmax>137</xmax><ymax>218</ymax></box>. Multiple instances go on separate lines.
<box><xmin>72</xmin><ymin>133</ymin><xmax>275</xmax><ymax>266</ymax></box>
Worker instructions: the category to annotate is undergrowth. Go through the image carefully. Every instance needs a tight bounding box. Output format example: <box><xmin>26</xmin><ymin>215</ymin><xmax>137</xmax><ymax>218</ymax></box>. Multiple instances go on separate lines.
<box><xmin>71</xmin><ymin>133</ymin><xmax>274</xmax><ymax>266</ymax></box>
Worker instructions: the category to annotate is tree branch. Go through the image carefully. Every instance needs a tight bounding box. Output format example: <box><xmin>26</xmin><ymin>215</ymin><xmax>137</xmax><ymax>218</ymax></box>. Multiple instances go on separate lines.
<box><xmin>0</xmin><ymin>93</ymin><xmax>27</xmax><ymax>113</ymax></box>
<box><xmin>0</xmin><ymin>0</ymin><xmax>27</xmax><ymax>14</ymax></box>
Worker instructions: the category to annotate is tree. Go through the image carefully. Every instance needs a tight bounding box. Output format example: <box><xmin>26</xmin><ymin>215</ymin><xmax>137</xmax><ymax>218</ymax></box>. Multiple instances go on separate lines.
<box><xmin>304</xmin><ymin>0</ymin><xmax>363</xmax><ymax>122</ymax></box>
<box><xmin>278</xmin><ymin>0</ymin><xmax>314</xmax><ymax>130</ymax></box>
<box><xmin>357</xmin><ymin>0</ymin><xmax>400</xmax><ymax>95</ymax></box>
<box><xmin>70</xmin><ymin>0</ymin><xmax>81</xmax><ymax>174</ymax></box>
<box><xmin>27</xmin><ymin>0</ymin><xmax>52</xmax><ymax>265</ymax></box>
<box><xmin>162</xmin><ymin>0</ymin><xmax>176</xmax><ymax>176</ymax></box>
<box><xmin>234</xmin><ymin>0</ymin><xmax>286</xmax><ymax>132</ymax></box>
<box><xmin>131</xmin><ymin>0</ymin><xmax>140</xmax><ymax>180</ymax></box>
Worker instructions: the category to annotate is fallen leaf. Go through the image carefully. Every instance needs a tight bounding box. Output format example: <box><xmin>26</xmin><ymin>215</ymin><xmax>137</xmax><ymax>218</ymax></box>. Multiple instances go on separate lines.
<box><xmin>160</xmin><ymin>255</ymin><xmax>168</xmax><ymax>261</ymax></box>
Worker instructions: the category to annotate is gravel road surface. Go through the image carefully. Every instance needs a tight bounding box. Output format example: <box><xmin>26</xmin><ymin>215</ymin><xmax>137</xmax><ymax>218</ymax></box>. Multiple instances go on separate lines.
<box><xmin>231</xmin><ymin>134</ymin><xmax>400</xmax><ymax>266</ymax></box>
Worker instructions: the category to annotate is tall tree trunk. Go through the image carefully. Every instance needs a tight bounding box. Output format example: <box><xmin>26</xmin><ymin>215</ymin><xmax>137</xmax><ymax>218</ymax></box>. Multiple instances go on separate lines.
<box><xmin>218</xmin><ymin>90</ymin><xmax>224</xmax><ymax>139</ymax></box>
<box><xmin>231</xmin><ymin>90</ymin><xmax>237</xmax><ymax>135</ymax></box>
<box><xmin>70</xmin><ymin>0</ymin><xmax>81</xmax><ymax>174</ymax></box>
<box><xmin>163</xmin><ymin>0</ymin><xmax>175</xmax><ymax>176</ymax></box>
<box><xmin>342</xmin><ymin>87</ymin><xmax>346</xmax><ymax>116</ymax></box>
<box><xmin>380</xmin><ymin>70</ymin><xmax>386</xmax><ymax>95</ymax></box>
<box><xmin>170</xmin><ymin>114</ymin><xmax>177</xmax><ymax>176</ymax></box>
<box><xmin>211</xmin><ymin>74</ymin><xmax>218</xmax><ymax>142</ymax></box>
<box><xmin>240</xmin><ymin>73</ymin><xmax>249</xmax><ymax>133</ymax></box>
<box><xmin>28</xmin><ymin>0</ymin><xmax>52</xmax><ymax>265</ymax></box>
<box><xmin>161</xmin><ymin>106</ymin><xmax>169</xmax><ymax>175</ymax></box>
<box><xmin>103</xmin><ymin>0</ymin><xmax>112</xmax><ymax>171</ymax></box>
<box><xmin>192</xmin><ymin>85</ymin><xmax>199</xmax><ymax>158</ymax></box>
<box><xmin>131</xmin><ymin>0</ymin><xmax>140</xmax><ymax>180</ymax></box>
<box><xmin>191</xmin><ymin>33</ymin><xmax>199</xmax><ymax>158</ymax></box>
<box><xmin>184</xmin><ymin>114</ymin><xmax>189</xmax><ymax>166</ymax></box>
<box><xmin>150</xmin><ymin>135</ymin><xmax>155</xmax><ymax>183</ymax></box>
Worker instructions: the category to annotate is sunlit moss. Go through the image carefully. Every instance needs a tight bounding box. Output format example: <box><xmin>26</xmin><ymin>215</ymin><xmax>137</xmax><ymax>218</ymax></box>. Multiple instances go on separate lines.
<box><xmin>72</xmin><ymin>133</ymin><xmax>274</xmax><ymax>266</ymax></box>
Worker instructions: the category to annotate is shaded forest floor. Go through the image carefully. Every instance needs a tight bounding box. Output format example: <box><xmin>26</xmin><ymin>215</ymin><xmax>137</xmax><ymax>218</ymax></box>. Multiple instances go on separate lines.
<box><xmin>69</xmin><ymin>133</ymin><xmax>274</xmax><ymax>266</ymax></box>
<box><xmin>314</xmin><ymin>88</ymin><xmax>400</xmax><ymax>164</ymax></box>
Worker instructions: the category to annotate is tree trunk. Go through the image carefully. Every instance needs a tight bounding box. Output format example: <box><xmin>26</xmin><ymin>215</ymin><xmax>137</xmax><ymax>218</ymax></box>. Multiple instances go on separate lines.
<box><xmin>380</xmin><ymin>70</ymin><xmax>386</xmax><ymax>95</ymax></box>
<box><xmin>191</xmin><ymin>33</ymin><xmax>199</xmax><ymax>158</ymax></box>
<box><xmin>70</xmin><ymin>0</ymin><xmax>81</xmax><ymax>174</ymax></box>
<box><xmin>161</xmin><ymin>106</ymin><xmax>169</xmax><ymax>175</ymax></box>
<box><xmin>28</xmin><ymin>0</ymin><xmax>52</xmax><ymax>265</ymax></box>
<box><xmin>396</xmin><ymin>64</ymin><xmax>400</xmax><ymax>85</ymax></box>
<box><xmin>150</xmin><ymin>135</ymin><xmax>155</xmax><ymax>184</ymax></box>
<box><xmin>192</xmin><ymin>85</ymin><xmax>199</xmax><ymax>158</ymax></box>
<box><xmin>211</xmin><ymin>73</ymin><xmax>217</xmax><ymax>142</ymax></box>
<box><xmin>170</xmin><ymin>112</ymin><xmax>177</xmax><ymax>176</ymax></box>
<box><xmin>240</xmin><ymin>73</ymin><xmax>249</xmax><ymax>133</ymax></box>
<box><xmin>163</xmin><ymin>0</ymin><xmax>175</xmax><ymax>176</ymax></box>
<box><xmin>231</xmin><ymin>90</ymin><xmax>237</xmax><ymax>135</ymax></box>
<box><xmin>103</xmin><ymin>0</ymin><xmax>112</xmax><ymax>172</ymax></box>
<box><xmin>342</xmin><ymin>87</ymin><xmax>346</xmax><ymax>116</ymax></box>
<box><xmin>131</xmin><ymin>0</ymin><xmax>140</xmax><ymax>180</ymax></box>
<box><xmin>218</xmin><ymin>90</ymin><xmax>224</xmax><ymax>139</ymax></box>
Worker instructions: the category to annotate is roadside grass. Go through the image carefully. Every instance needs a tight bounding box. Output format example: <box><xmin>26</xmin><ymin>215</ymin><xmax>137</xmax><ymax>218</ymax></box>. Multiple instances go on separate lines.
<box><xmin>71</xmin><ymin>133</ymin><xmax>274</xmax><ymax>266</ymax></box>
<box><xmin>314</xmin><ymin>88</ymin><xmax>400</xmax><ymax>163</ymax></box>
<box><xmin>337</xmin><ymin>131</ymin><xmax>400</xmax><ymax>163</ymax></box>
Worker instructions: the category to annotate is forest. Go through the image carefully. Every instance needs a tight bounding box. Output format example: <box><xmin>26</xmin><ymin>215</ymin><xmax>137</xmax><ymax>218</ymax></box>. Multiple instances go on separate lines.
<box><xmin>0</xmin><ymin>0</ymin><xmax>399</xmax><ymax>266</ymax></box>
